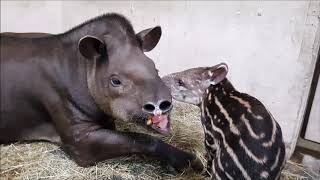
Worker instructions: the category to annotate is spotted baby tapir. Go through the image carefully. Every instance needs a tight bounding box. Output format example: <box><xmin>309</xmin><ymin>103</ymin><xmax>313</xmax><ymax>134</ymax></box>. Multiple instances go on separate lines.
<box><xmin>162</xmin><ymin>63</ymin><xmax>286</xmax><ymax>180</ymax></box>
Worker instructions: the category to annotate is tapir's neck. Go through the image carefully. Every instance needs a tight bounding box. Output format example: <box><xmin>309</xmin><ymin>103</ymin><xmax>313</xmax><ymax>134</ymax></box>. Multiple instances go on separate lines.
<box><xmin>219</xmin><ymin>78</ymin><xmax>235</xmax><ymax>91</ymax></box>
<box><xmin>42</xmin><ymin>36</ymin><xmax>106</xmax><ymax>120</ymax></box>
<box><xmin>208</xmin><ymin>78</ymin><xmax>236</xmax><ymax>97</ymax></box>
<box><xmin>201</xmin><ymin>78</ymin><xmax>237</xmax><ymax>126</ymax></box>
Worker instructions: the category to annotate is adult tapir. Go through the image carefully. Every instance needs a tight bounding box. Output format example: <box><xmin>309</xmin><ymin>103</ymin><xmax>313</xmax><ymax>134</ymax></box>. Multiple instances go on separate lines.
<box><xmin>0</xmin><ymin>13</ymin><xmax>202</xmax><ymax>172</ymax></box>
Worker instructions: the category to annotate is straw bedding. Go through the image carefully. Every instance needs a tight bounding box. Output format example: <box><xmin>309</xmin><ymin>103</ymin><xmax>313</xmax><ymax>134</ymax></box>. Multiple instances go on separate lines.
<box><xmin>1</xmin><ymin>102</ymin><xmax>319</xmax><ymax>180</ymax></box>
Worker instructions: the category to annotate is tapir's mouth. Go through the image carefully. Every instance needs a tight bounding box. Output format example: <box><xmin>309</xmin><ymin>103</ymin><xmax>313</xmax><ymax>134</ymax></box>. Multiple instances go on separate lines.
<box><xmin>146</xmin><ymin>113</ymin><xmax>171</xmax><ymax>135</ymax></box>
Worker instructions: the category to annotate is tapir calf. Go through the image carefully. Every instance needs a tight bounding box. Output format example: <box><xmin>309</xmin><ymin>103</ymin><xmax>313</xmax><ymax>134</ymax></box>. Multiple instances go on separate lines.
<box><xmin>0</xmin><ymin>13</ymin><xmax>202</xmax><ymax>172</ymax></box>
<box><xmin>163</xmin><ymin>63</ymin><xmax>285</xmax><ymax>179</ymax></box>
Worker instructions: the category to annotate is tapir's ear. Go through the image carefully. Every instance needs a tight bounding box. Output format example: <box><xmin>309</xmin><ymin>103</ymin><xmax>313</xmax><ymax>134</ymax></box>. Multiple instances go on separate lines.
<box><xmin>208</xmin><ymin>63</ymin><xmax>229</xmax><ymax>85</ymax></box>
<box><xmin>136</xmin><ymin>26</ymin><xmax>162</xmax><ymax>52</ymax></box>
<box><xmin>78</xmin><ymin>35</ymin><xmax>107</xmax><ymax>59</ymax></box>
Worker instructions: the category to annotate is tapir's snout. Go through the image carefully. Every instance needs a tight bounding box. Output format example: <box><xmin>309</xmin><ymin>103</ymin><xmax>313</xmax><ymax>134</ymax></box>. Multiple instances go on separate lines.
<box><xmin>141</xmin><ymin>79</ymin><xmax>173</xmax><ymax>134</ymax></box>
<box><xmin>142</xmin><ymin>99</ymin><xmax>172</xmax><ymax>115</ymax></box>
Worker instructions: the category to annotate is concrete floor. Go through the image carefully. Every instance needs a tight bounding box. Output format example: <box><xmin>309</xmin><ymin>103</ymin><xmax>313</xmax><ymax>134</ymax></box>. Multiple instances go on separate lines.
<box><xmin>289</xmin><ymin>146</ymin><xmax>320</xmax><ymax>179</ymax></box>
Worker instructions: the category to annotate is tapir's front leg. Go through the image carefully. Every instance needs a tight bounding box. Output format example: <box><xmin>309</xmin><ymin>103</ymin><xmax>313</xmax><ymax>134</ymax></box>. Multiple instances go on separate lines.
<box><xmin>61</xmin><ymin>123</ymin><xmax>202</xmax><ymax>172</ymax></box>
<box><xmin>47</xmin><ymin>98</ymin><xmax>202</xmax><ymax>172</ymax></box>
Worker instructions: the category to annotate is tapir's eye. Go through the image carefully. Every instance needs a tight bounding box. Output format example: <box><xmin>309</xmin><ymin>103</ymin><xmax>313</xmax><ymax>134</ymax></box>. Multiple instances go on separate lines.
<box><xmin>110</xmin><ymin>77</ymin><xmax>122</xmax><ymax>87</ymax></box>
<box><xmin>177</xmin><ymin>79</ymin><xmax>185</xmax><ymax>87</ymax></box>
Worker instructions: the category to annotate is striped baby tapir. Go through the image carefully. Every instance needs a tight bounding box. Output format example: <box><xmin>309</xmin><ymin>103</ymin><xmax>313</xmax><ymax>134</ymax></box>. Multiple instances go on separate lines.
<box><xmin>162</xmin><ymin>63</ymin><xmax>286</xmax><ymax>180</ymax></box>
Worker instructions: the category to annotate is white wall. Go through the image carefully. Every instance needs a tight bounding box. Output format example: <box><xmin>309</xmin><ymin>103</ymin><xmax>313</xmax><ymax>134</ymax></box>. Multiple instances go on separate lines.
<box><xmin>305</xmin><ymin>79</ymin><xmax>320</xmax><ymax>143</ymax></box>
<box><xmin>1</xmin><ymin>1</ymin><xmax>319</xmax><ymax>157</ymax></box>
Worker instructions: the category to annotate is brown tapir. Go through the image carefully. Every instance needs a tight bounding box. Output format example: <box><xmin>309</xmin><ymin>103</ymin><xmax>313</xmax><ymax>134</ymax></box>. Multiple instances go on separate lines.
<box><xmin>0</xmin><ymin>13</ymin><xmax>202</xmax><ymax>172</ymax></box>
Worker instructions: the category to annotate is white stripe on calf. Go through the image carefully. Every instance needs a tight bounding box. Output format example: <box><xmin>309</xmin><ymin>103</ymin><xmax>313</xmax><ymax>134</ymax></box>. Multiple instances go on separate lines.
<box><xmin>214</xmin><ymin>97</ymin><xmax>240</xmax><ymax>135</ymax></box>
<box><xmin>240</xmin><ymin>114</ymin><xmax>265</xmax><ymax>139</ymax></box>
<box><xmin>239</xmin><ymin>139</ymin><xmax>267</xmax><ymax>164</ymax></box>
<box><xmin>212</xmin><ymin>161</ymin><xmax>222</xmax><ymax>180</ymax></box>
<box><xmin>204</xmin><ymin>127</ymin><xmax>214</xmax><ymax>138</ymax></box>
<box><xmin>226</xmin><ymin>172</ymin><xmax>234</xmax><ymax>180</ymax></box>
<box><xmin>262</xmin><ymin>116</ymin><xmax>277</xmax><ymax>147</ymax></box>
<box><xmin>217</xmin><ymin>148</ymin><xmax>234</xmax><ymax>180</ymax></box>
<box><xmin>217</xmin><ymin>148</ymin><xmax>225</xmax><ymax>171</ymax></box>
<box><xmin>201</xmin><ymin>101</ymin><xmax>205</xmax><ymax>117</ymax></box>
<box><xmin>229</xmin><ymin>95</ymin><xmax>263</xmax><ymax>120</ymax></box>
<box><xmin>205</xmin><ymin>108</ymin><xmax>251</xmax><ymax>180</ymax></box>
<box><xmin>271</xmin><ymin>148</ymin><xmax>281</xmax><ymax>171</ymax></box>
<box><xmin>205</xmin><ymin>140</ymin><xmax>216</xmax><ymax>151</ymax></box>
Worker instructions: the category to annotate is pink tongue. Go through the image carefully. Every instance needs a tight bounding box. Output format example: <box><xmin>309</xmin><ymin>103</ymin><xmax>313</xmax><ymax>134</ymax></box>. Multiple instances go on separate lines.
<box><xmin>152</xmin><ymin>114</ymin><xmax>168</xmax><ymax>129</ymax></box>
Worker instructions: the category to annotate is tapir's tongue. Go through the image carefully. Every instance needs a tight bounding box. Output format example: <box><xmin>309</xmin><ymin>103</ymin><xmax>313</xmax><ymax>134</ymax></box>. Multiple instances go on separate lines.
<box><xmin>150</xmin><ymin>114</ymin><xmax>170</xmax><ymax>134</ymax></box>
<box><xmin>152</xmin><ymin>114</ymin><xmax>168</xmax><ymax>129</ymax></box>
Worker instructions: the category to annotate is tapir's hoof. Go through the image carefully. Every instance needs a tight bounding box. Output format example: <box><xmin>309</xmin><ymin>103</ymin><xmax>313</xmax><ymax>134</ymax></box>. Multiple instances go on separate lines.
<box><xmin>172</xmin><ymin>154</ymin><xmax>204</xmax><ymax>173</ymax></box>
<box><xmin>190</xmin><ymin>156</ymin><xmax>204</xmax><ymax>173</ymax></box>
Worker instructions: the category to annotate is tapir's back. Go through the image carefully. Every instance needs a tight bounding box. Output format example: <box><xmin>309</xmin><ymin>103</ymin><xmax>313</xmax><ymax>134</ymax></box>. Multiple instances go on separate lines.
<box><xmin>202</xmin><ymin>83</ymin><xmax>285</xmax><ymax>180</ymax></box>
<box><xmin>0</xmin><ymin>35</ymin><xmax>57</xmax><ymax>107</ymax></box>
<box><xmin>0</xmin><ymin>35</ymin><xmax>60</xmax><ymax>143</ymax></box>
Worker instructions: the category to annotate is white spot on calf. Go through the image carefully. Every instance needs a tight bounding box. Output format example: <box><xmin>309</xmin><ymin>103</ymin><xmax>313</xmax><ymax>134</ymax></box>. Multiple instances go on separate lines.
<box><xmin>208</xmin><ymin>93</ymin><xmax>212</xmax><ymax>101</ymax></box>
<box><xmin>260</xmin><ymin>171</ymin><xmax>269</xmax><ymax>179</ymax></box>
<box><xmin>185</xmin><ymin>96</ymin><xmax>201</xmax><ymax>105</ymax></box>
<box><xmin>179</xmin><ymin>86</ymin><xmax>188</xmax><ymax>91</ymax></box>
<box><xmin>192</xmin><ymin>90</ymin><xmax>198</xmax><ymax>95</ymax></box>
<box><xmin>222</xmin><ymin>89</ymin><xmax>227</xmax><ymax>95</ymax></box>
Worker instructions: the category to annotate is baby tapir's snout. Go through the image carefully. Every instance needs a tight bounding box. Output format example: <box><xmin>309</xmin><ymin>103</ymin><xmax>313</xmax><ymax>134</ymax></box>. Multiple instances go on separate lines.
<box><xmin>162</xmin><ymin>63</ymin><xmax>229</xmax><ymax>106</ymax></box>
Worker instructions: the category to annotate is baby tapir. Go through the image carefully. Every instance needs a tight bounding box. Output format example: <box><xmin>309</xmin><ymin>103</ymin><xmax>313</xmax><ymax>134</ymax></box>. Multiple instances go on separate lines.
<box><xmin>162</xmin><ymin>63</ymin><xmax>285</xmax><ymax>180</ymax></box>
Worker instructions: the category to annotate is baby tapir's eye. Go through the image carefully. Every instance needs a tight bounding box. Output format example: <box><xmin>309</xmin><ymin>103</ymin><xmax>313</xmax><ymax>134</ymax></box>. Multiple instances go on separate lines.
<box><xmin>110</xmin><ymin>77</ymin><xmax>122</xmax><ymax>87</ymax></box>
<box><xmin>177</xmin><ymin>79</ymin><xmax>185</xmax><ymax>87</ymax></box>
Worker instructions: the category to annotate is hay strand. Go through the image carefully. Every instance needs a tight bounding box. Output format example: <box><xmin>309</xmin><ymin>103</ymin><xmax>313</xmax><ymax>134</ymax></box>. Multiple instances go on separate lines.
<box><xmin>1</xmin><ymin>102</ymin><xmax>318</xmax><ymax>180</ymax></box>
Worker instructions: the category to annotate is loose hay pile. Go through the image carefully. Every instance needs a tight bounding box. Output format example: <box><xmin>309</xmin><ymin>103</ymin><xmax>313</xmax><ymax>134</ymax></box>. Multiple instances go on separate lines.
<box><xmin>0</xmin><ymin>102</ymin><xmax>319</xmax><ymax>180</ymax></box>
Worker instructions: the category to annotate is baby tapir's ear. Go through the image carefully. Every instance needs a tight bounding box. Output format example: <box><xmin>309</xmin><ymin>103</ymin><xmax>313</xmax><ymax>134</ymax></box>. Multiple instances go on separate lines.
<box><xmin>208</xmin><ymin>63</ymin><xmax>228</xmax><ymax>85</ymax></box>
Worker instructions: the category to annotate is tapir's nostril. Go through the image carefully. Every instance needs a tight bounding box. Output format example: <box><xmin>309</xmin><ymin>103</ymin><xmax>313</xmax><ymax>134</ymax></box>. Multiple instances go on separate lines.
<box><xmin>143</xmin><ymin>100</ymin><xmax>172</xmax><ymax>114</ymax></box>
<box><xmin>143</xmin><ymin>103</ymin><xmax>156</xmax><ymax>113</ymax></box>
<box><xmin>159</xmin><ymin>100</ymin><xmax>172</xmax><ymax>113</ymax></box>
